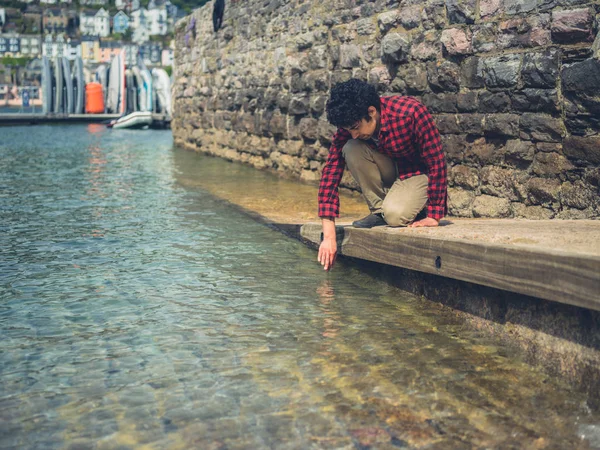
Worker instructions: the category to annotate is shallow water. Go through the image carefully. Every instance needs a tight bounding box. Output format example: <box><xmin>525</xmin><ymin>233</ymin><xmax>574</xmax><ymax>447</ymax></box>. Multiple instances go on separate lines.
<box><xmin>1</xmin><ymin>125</ymin><xmax>599</xmax><ymax>449</ymax></box>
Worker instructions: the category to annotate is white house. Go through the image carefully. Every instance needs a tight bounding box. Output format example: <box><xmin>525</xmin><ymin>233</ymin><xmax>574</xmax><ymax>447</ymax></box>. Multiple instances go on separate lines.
<box><xmin>42</xmin><ymin>33</ymin><xmax>66</xmax><ymax>58</ymax></box>
<box><xmin>131</xmin><ymin>6</ymin><xmax>167</xmax><ymax>36</ymax></box>
<box><xmin>0</xmin><ymin>9</ymin><xmax>6</xmax><ymax>28</ymax></box>
<box><xmin>80</xmin><ymin>8</ymin><xmax>109</xmax><ymax>37</ymax></box>
<box><xmin>161</xmin><ymin>47</ymin><xmax>173</xmax><ymax>67</ymax></box>
<box><xmin>131</xmin><ymin>24</ymin><xmax>148</xmax><ymax>44</ymax></box>
<box><xmin>115</xmin><ymin>0</ymin><xmax>140</xmax><ymax>12</ymax></box>
<box><xmin>79</xmin><ymin>0</ymin><xmax>108</xmax><ymax>5</ymax></box>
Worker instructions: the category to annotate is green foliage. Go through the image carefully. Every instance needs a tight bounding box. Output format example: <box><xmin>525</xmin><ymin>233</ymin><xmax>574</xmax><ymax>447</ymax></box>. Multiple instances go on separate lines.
<box><xmin>1</xmin><ymin>56</ymin><xmax>32</xmax><ymax>68</ymax></box>
<box><xmin>169</xmin><ymin>0</ymin><xmax>210</xmax><ymax>14</ymax></box>
<box><xmin>163</xmin><ymin>65</ymin><xmax>172</xmax><ymax>76</ymax></box>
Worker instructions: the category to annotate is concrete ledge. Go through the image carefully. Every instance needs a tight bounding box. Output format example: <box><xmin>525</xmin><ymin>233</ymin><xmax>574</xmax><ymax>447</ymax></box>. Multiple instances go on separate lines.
<box><xmin>300</xmin><ymin>221</ymin><xmax>600</xmax><ymax>312</ymax></box>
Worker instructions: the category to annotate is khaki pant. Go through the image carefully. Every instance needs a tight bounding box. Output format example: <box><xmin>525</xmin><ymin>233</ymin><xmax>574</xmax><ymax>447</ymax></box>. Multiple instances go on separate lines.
<box><xmin>342</xmin><ymin>139</ymin><xmax>428</xmax><ymax>226</ymax></box>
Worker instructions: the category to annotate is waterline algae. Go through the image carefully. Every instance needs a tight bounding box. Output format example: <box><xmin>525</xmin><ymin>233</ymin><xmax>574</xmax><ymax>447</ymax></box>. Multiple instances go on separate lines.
<box><xmin>0</xmin><ymin>125</ymin><xmax>598</xmax><ymax>449</ymax></box>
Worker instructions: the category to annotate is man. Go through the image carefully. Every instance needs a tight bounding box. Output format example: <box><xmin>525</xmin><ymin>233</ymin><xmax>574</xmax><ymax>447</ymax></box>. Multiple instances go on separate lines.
<box><xmin>317</xmin><ymin>78</ymin><xmax>447</xmax><ymax>271</ymax></box>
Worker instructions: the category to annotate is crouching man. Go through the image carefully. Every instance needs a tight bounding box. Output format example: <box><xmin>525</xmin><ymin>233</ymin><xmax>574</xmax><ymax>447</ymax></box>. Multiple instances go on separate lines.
<box><xmin>317</xmin><ymin>79</ymin><xmax>448</xmax><ymax>271</ymax></box>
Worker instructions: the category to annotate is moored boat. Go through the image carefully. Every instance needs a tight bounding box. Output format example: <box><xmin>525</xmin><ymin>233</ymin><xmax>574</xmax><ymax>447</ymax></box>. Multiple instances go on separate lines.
<box><xmin>107</xmin><ymin>110</ymin><xmax>153</xmax><ymax>129</ymax></box>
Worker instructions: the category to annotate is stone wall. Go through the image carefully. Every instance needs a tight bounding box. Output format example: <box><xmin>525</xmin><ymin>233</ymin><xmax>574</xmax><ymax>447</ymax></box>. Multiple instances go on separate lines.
<box><xmin>172</xmin><ymin>0</ymin><xmax>600</xmax><ymax>219</ymax></box>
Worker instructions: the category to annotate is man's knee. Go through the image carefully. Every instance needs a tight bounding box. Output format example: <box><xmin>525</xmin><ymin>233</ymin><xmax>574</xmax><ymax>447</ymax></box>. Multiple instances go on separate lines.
<box><xmin>342</xmin><ymin>140</ymin><xmax>369</xmax><ymax>165</ymax></box>
<box><xmin>382</xmin><ymin>203</ymin><xmax>417</xmax><ymax>227</ymax></box>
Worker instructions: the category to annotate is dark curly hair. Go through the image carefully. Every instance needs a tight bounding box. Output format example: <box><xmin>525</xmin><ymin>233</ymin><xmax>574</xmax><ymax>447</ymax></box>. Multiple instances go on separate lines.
<box><xmin>326</xmin><ymin>79</ymin><xmax>381</xmax><ymax>128</ymax></box>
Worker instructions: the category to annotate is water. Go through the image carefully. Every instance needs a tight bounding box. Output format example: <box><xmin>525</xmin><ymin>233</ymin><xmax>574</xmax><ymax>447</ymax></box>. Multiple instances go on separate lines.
<box><xmin>1</xmin><ymin>125</ymin><xmax>599</xmax><ymax>449</ymax></box>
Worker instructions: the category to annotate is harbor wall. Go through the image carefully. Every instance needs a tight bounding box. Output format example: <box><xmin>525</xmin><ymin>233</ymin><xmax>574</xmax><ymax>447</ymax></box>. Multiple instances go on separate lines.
<box><xmin>172</xmin><ymin>0</ymin><xmax>600</xmax><ymax>219</ymax></box>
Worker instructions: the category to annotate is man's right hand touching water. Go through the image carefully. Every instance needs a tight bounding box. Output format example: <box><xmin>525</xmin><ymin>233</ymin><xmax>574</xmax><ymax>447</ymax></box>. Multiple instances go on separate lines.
<box><xmin>318</xmin><ymin>218</ymin><xmax>337</xmax><ymax>271</ymax></box>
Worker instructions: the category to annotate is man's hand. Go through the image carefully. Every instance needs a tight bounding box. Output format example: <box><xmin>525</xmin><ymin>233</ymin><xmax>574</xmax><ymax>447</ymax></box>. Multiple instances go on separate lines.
<box><xmin>318</xmin><ymin>238</ymin><xmax>337</xmax><ymax>271</ymax></box>
<box><xmin>409</xmin><ymin>217</ymin><xmax>439</xmax><ymax>228</ymax></box>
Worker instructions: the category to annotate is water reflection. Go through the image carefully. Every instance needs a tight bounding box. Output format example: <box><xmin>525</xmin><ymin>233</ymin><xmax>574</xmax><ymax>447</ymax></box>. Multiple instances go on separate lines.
<box><xmin>0</xmin><ymin>127</ymin><xmax>598</xmax><ymax>449</ymax></box>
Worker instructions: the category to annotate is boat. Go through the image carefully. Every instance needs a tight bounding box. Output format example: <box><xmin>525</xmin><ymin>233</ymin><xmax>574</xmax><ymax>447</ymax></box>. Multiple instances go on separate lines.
<box><xmin>106</xmin><ymin>54</ymin><xmax>121</xmax><ymax>113</ymax></box>
<box><xmin>42</xmin><ymin>56</ymin><xmax>52</xmax><ymax>114</ymax></box>
<box><xmin>125</xmin><ymin>69</ymin><xmax>136</xmax><ymax>113</ymax></box>
<box><xmin>95</xmin><ymin>64</ymin><xmax>108</xmax><ymax>112</ymax></box>
<box><xmin>73</xmin><ymin>57</ymin><xmax>85</xmax><ymax>114</ymax></box>
<box><xmin>62</xmin><ymin>57</ymin><xmax>74</xmax><ymax>114</ymax></box>
<box><xmin>107</xmin><ymin>111</ymin><xmax>153</xmax><ymax>129</ymax></box>
<box><xmin>140</xmin><ymin>68</ymin><xmax>153</xmax><ymax>112</ymax></box>
<box><xmin>119</xmin><ymin>49</ymin><xmax>127</xmax><ymax>115</ymax></box>
<box><xmin>53</xmin><ymin>57</ymin><xmax>63</xmax><ymax>113</ymax></box>
<box><xmin>132</xmin><ymin>67</ymin><xmax>146</xmax><ymax>111</ymax></box>
<box><xmin>152</xmin><ymin>68</ymin><xmax>171</xmax><ymax>116</ymax></box>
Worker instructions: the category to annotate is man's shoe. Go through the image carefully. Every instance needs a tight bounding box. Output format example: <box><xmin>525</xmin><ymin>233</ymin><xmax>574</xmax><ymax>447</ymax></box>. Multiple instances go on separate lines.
<box><xmin>352</xmin><ymin>213</ymin><xmax>386</xmax><ymax>228</ymax></box>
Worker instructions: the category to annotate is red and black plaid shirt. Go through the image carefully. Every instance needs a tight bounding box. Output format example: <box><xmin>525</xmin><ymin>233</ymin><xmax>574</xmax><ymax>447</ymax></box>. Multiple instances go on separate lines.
<box><xmin>318</xmin><ymin>96</ymin><xmax>448</xmax><ymax>221</ymax></box>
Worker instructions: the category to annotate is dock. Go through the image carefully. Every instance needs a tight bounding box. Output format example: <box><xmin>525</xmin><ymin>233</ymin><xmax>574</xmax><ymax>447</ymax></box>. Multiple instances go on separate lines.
<box><xmin>0</xmin><ymin>113</ymin><xmax>171</xmax><ymax>128</ymax></box>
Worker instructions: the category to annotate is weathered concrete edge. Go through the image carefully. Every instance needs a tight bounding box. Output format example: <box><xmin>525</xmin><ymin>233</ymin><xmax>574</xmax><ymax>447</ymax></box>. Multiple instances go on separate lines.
<box><xmin>300</xmin><ymin>223</ymin><xmax>600</xmax><ymax>313</ymax></box>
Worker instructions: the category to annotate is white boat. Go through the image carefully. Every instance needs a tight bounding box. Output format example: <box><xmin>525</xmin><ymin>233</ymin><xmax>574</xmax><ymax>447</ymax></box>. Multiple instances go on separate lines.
<box><xmin>42</xmin><ymin>56</ymin><xmax>52</xmax><ymax>114</ymax></box>
<box><xmin>73</xmin><ymin>57</ymin><xmax>85</xmax><ymax>114</ymax></box>
<box><xmin>107</xmin><ymin>111</ymin><xmax>153</xmax><ymax>129</ymax></box>
<box><xmin>152</xmin><ymin>68</ymin><xmax>171</xmax><ymax>116</ymax></box>
<box><xmin>53</xmin><ymin>57</ymin><xmax>63</xmax><ymax>113</ymax></box>
<box><xmin>119</xmin><ymin>49</ymin><xmax>126</xmax><ymax>115</ymax></box>
<box><xmin>132</xmin><ymin>67</ymin><xmax>146</xmax><ymax>111</ymax></box>
<box><xmin>140</xmin><ymin>68</ymin><xmax>153</xmax><ymax>112</ymax></box>
<box><xmin>106</xmin><ymin>54</ymin><xmax>121</xmax><ymax>113</ymax></box>
<box><xmin>62</xmin><ymin>57</ymin><xmax>74</xmax><ymax>114</ymax></box>
<box><xmin>126</xmin><ymin>69</ymin><xmax>136</xmax><ymax>113</ymax></box>
<box><xmin>95</xmin><ymin>64</ymin><xmax>108</xmax><ymax>111</ymax></box>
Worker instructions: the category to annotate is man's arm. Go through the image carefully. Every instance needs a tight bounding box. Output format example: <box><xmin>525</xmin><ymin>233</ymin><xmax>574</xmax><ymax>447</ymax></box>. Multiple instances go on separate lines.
<box><xmin>409</xmin><ymin>102</ymin><xmax>447</xmax><ymax>228</ymax></box>
<box><xmin>317</xmin><ymin>130</ymin><xmax>348</xmax><ymax>269</ymax></box>
<box><xmin>318</xmin><ymin>218</ymin><xmax>337</xmax><ymax>271</ymax></box>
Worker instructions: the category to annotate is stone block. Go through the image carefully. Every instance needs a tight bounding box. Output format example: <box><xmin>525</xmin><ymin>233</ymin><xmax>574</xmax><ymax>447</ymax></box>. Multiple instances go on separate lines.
<box><xmin>450</xmin><ymin>165</ymin><xmax>479</xmax><ymax>189</ymax></box>
<box><xmin>551</xmin><ymin>8</ymin><xmax>594</xmax><ymax>43</ymax></box>
<box><xmin>427</xmin><ymin>61</ymin><xmax>460</xmax><ymax>92</ymax></box>
<box><xmin>368</xmin><ymin>66</ymin><xmax>392</xmax><ymax>89</ymax></box>
<box><xmin>526</xmin><ymin>177</ymin><xmax>561</xmax><ymax>204</ymax></box>
<box><xmin>446</xmin><ymin>0</ymin><xmax>476</xmax><ymax>24</ymax></box>
<box><xmin>563</xmin><ymin>136</ymin><xmax>600</xmax><ymax>165</ymax></box>
<box><xmin>356</xmin><ymin>18</ymin><xmax>376</xmax><ymax>36</ymax></box>
<box><xmin>295</xmin><ymin>32</ymin><xmax>314</xmax><ymax>50</ymax></box>
<box><xmin>410</xmin><ymin>33</ymin><xmax>441</xmax><ymax>61</ymax></box>
<box><xmin>511</xmin><ymin>203</ymin><xmax>554</xmax><ymax>219</ymax></box>
<box><xmin>472</xmin><ymin>195</ymin><xmax>511</xmax><ymax>218</ymax></box>
<box><xmin>423</xmin><ymin>0</ymin><xmax>447</xmax><ymax>29</ymax></box>
<box><xmin>519</xmin><ymin>114</ymin><xmax>564</xmax><ymax>142</ymax></box>
<box><xmin>460</xmin><ymin>57</ymin><xmax>484</xmax><ymax>89</ymax></box>
<box><xmin>562</xmin><ymin>59</ymin><xmax>600</xmax><ymax>117</ymax></box>
<box><xmin>531</xmin><ymin>152</ymin><xmax>575</xmax><ymax>176</ymax></box>
<box><xmin>472</xmin><ymin>23</ymin><xmax>497</xmax><ymax>53</ymax></box>
<box><xmin>448</xmin><ymin>188</ymin><xmax>475</xmax><ymax>217</ymax></box>
<box><xmin>480</xmin><ymin>0</ymin><xmax>501</xmax><ymax>17</ymax></box>
<box><xmin>479</xmin><ymin>91</ymin><xmax>511</xmax><ymax>113</ymax></box>
<box><xmin>484</xmin><ymin>114</ymin><xmax>520</xmax><ymax>138</ymax></box>
<box><xmin>510</xmin><ymin>89</ymin><xmax>560</xmax><ymax>114</ymax></box>
<box><xmin>381</xmin><ymin>32</ymin><xmax>411</xmax><ymax>63</ymax></box>
<box><xmin>504</xmin><ymin>0</ymin><xmax>538</xmax><ymax>15</ymax></box>
<box><xmin>422</xmin><ymin>93</ymin><xmax>458</xmax><ymax>113</ymax></box>
<box><xmin>441</xmin><ymin>134</ymin><xmax>468</xmax><ymax>162</ymax></box>
<box><xmin>433</xmin><ymin>114</ymin><xmax>461</xmax><ymax>134</ymax></box>
<box><xmin>560</xmin><ymin>181</ymin><xmax>598</xmax><ymax>210</ymax></box>
<box><xmin>318</xmin><ymin>120</ymin><xmax>337</xmax><ymax>145</ymax></box>
<box><xmin>300</xmin><ymin>170</ymin><xmax>321</xmax><ymax>182</ymax></box>
<box><xmin>308</xmin><ymin>46</ymin><xmax>329</xmax><ymax>70</ymax></box>
<box><xmin>481</xmin><ymin>54</ymin><xmax>522</xmax><ymax>88</ymax></box>
<box><xmin>395</xmin><ymin>63</ymin><xmax>429</xmax><ymax>94</ymax></box>
<box><xmin>299</xmin><ymin>118</ymin><xmax>319</xmax><ymax>141</ymax></box>
<box><xmin>522</xmin><ymin>50</ymin><xmax>559</xmax><ymax>88</ymax></box>
<box><xmin>480</xmin><ymin>166</ymin><xmax>525</xmax><ymax>201</ymax></box>
<box><xmin>399</xmin><ymin>5</ymin><xmax>422</xmax><ymax>29</ymax></box>
<box><xmin>441</xmin><ymin>28</ymin><xmax>473</xmax><ymax>55</ymax></box>
<box><xmin>378</xmin><ymin>10</ymin><xmax>400</xmax><ymax>33</ymax></box>
<box><xmin>289</xmin><ymin>95</ymin><xmax>309</xmax><ymax>116</ymax></box>
<box><xmin>457</xmin><ymin>114</ymin><xmax>484</xmax><ymax>134</ymax></box>
<box><xmin>457</xmin><ymin>92</ymin><xmax>479</xmax><ymax>112</ymax></box>
<box><xmin>310</xmin><ymin>95</ymin><xmax>327</xmax><ymax>115</ymax></box>
<box><xmin>465</xmin><ymin>137</ymin><xmax>504</xmax><ymax>165</ymax></box>
<box><xmin>277</xmin><ymin>139</ymin><xmax>304</xmax><ymax>157</ymax></box>
<box><xmin>504</xmin><ymin>140</ymin><xmax>535</xmax><ymax>166</ymax></box>
<box><xmin>340</xmin><ymin>44</ymin><xmax>362</xmax><ymax>69</ymax></box>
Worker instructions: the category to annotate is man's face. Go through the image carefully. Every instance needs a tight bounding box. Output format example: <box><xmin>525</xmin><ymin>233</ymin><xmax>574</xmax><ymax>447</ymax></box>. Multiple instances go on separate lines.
<box><xmin>342</xmin><ymin>106</ymin><xmax>379</xmax><ymax>140</ymax></box>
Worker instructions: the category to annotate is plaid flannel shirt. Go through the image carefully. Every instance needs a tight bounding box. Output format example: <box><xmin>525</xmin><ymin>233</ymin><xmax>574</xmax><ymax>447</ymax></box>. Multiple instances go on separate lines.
<box><xmin>318</xmin><ymin>96</ymin><xmax>448</xmax><ymax>221</ymax></box>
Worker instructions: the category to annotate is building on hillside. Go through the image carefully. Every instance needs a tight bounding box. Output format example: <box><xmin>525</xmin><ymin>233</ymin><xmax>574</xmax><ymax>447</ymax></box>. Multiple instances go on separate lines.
<box><xmin>19</xmin><ymin>35</ymin><xmax>42</xmax><ymax>57</ymax></box>
<box><xmin>113</xmin><ymin>11</ymin><xmax>130</xmax><ymax>34</ymax></box>
<box><xmin>43</xmin><ymin>34</ymin><xmax>82</xmax><ymax>60</ymax></box>
<box><xmin>131</xmin><ymin>6</ymin><xmax>167</xmax><ymax>36</ymax></box>
<box><xmin>115</xmin><ymin>0</ymin><xmax>140</xmax><ymax>12</ymax></box>
<box><xmin>80</xmin><ymin>8</ymin><xmax>109</xmax><ymax>37</ymax></box>
<box><xmin>161</xmin><ymin>47</ymin><xmax>173</xmax><ymax>67</ymax></box>
<box><xmin>80</xmin><ymin>35</ymin><xmax>100</xmax><ymax>62</ymax></box>
<box><xmin>23</xmin><ymin>6</ymin><xmax>43</xmax><ymax>34</ymax></box>
<box><xmin>17</xmin><ymin>0</ymin><xmax>36</xmax><ymax>4</ymax></box>
<box><xmin>43</xmin><ymin>8</ymin><xmax>69</xmax><ymax>35</ymax></box>
<box><xmin>131</xmin><ymin>25</ymin><xmax>148</xmax><ymax>45</ymax></box>
<box><xmin>123</xmin><ymin>43</ymin><xmax>138</xmax><ymax>65</ymax></box>
<box><xmin>98</xmin><ymin>40</ymin><xmax>122</xmax><ymax>63</ymax></box>
<box><xmin>139</xmin><ymin>42</ymin><xmax>160</xmax><ymax>66</ymax></box>
<box><xmin>79</xmin><ymin>0</ymin><xmax>108</xmax><ymax>5</ymax></box>
<box><xmin>0</xmin><ymin>34</ymin><xmax>20</xmax><ymax>55</ymax></box>
<box><xmin>0</xmin><ymin>9</ymin><xmax>5</xmax><ymax>29</ymax></box>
